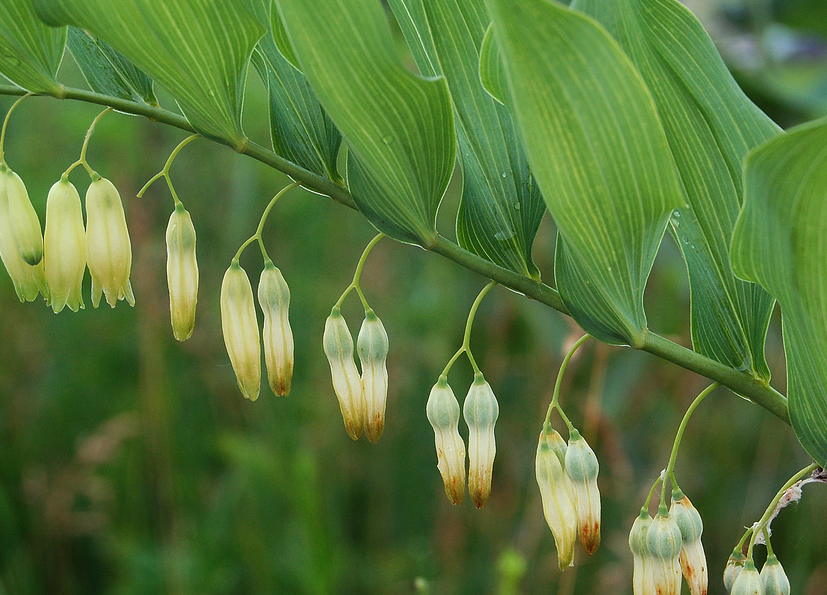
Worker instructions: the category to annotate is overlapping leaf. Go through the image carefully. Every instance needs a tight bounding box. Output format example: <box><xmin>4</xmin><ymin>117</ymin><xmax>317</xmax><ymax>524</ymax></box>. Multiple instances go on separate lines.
<box><xmin>0</xmin><ymin>0</ymin><xmax>65</xmax><ymax>94</ymax></box>
<box><xmin>486</xmin><ymin>0</ymin><xmax>683</xmax><ymax>346</ymax></box>
<box><xmin>732</xmin><ymin>119</ymin><xmax>827</xmax><ymax>464</ymax></box>
<box><xmin>276</xmin><ymin>0</ymin><xmax>455</xmax><ymax>247</ymax></box>
<box><xmin>34</xmin><ymin>0</ymin><xmax>263</xmax><ymax>148</ymax></box>
<box><xmin>572</xmin><ymin>0</ymin><xmax>779</xmax><ymax>381</ymax></box>
<box><xmin>66</xmin><ymin>27</ymin><xmax>156</xmax><ymax>106</ymax></box>
<box><xmin>388</xmin><ymin>0</ymin><xmax>545</xmax><ymax>278</ymax></box>
<box><xmin>246</xmin><ymin>0</ymin><xmax>341</xmax><ymax>182</ymax></box>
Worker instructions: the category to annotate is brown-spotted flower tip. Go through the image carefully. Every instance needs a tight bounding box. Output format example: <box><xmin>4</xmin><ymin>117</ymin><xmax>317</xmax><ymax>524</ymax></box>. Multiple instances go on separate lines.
<box><xmin>258</xmin><ymin>260</ymin><xmax>293</xmax><ymax>396</ymax></box>
<box><xmin>220</xmin><ymin>262</ymin><xmax>261</xmax><ymax>401</ymax></box>
<box><xmin>535</xmin><ymin>428</ymin><xmax>577</xmax><ymax>569</ymax></box>
<box><xmin>44</xmin><ymin>179</ymin><xmax>86</xmax><ymax>313</ymax></box>
<box><xmin>85</xmin><ymin>177</ymin><xmax>134</xmax><ymax>307</ymax></box>
<box><xmin>323</xmin><ymin>308</ymin><xmax>364</xmax><ymax>440</ymax></box>
<box><xmin>463</xmin><ymin>374</ymin><xmax>499</xmax><ymax>509</ymax></box>
<box><xmin>564</xmin><ymin>429</ymin><xmax>601</xmax><ymax>554</ymax></box>
<box><xmin>426</xmin><ymin>379</ymin><xmax>466</xmax><ymax>505</ymax></box>
<box><xmin>357</xmin><ymin>309</ymin><xmax>389</xmax><ymax>443</ymax></box>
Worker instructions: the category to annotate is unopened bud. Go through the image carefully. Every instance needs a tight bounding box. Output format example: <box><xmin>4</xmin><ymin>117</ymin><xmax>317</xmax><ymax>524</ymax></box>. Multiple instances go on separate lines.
<box><xmin>647</xmin><ymin>508</ymin><xmax>683</xmax><ymax>595</ymax></box>
<box><xmin>258</xmin><ymin>260</ymin><xmax>293</xmax><ymax>396</ymax></box>
<box><xmin>165</xmin><ymin>204</ymin><xmax>198</xmax><ymax>340</ymax></box>
<box><xmin>220</xmin><ymin>262</ymin><xmax>261</xmax><ymax>401</ymax></box>
<box><xmin>760</xmin><ymin>555</ymin><xmax>789</xmax><ymax>595</ymax></box>
<box><xmin>629</xmin><ymin>510</ymin><xmax>657</xmax><ymax>595</ymax></box>
<box><xmin>323</xmin><ymin>308</ymin><xmax>364</xmax><ymax>440</ymax></box>
<box><xmin>0</xmin><ymin>173</ymin><xmax>47</xmax><ymax>302</ymax></box>
<box><xmin>671</xmin><ymin>490</ymin><xmax>708</xmax><ymax>595</ymax></box>
<box><xmin>43</xmin><ymin>179</ymin><xmax>86</xmax><ymax>313</ymax></box>
<box><xmin>723</xmin><ymin>549</ymin><xmax>747</xmax><ymax>592</ymax></box>
<box><xmin>357</xmin><ymin>309</ymin><xmax>388</xmax><ymax>442</ymax></box>
<box><xmin>85</xmin><ymin>177</ymin><xmax>134</xmax><ymax>307</ymax></box>
<box><xmin>463</xmin><ymin>374</ymin><xmax>498</xmax><ymax>508</ymax></box>
<box><xmin>535</xmin><ymin>428</ymin><xmax>577</xmax><ymax>569</ymax></box>
<box><xmin>564</xmin><ymin>429</ymin><xmax>601</xmax><ymax>554</ymax></box>
<box><xmin>2</xmin><ymin>166</ymin><xmax>43</xmax><ymax>265</ymax></box>
<box><xmin>426</xmin><ymin>379</ymin><xmax>466</xmax><ymax>504</ymax></box>
<box><xmin>730</xmin><ymin>560</ymin><xmax>763</xmax><ymax>595</ymax></box>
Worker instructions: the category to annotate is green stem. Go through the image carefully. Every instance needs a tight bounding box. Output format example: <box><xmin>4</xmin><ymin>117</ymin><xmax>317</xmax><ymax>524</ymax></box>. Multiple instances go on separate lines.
<box><xmin>0</xmin><ymin>93</ymin><xmax>31</xmax><ymax>165</ymax></box>
<box><xmin>0</xmin><ymin>84</ymin><xmax>791</xmax><ymax>424</ymax></box>
<box><xmin>664</xmin><ymin>382</ymin><xmax>719</xmax><ymax>486</ymax></box>
<box><xmin>233</xmin><ymin>182</ymin><xmax>300</xmax><ymax>263</ymax></box>
<box><xmin>440</xmin><ymin>281</ymin><xmax>497</xmax><ymax>378</ymax></box>
<box><xmin>333</xmin><ymin>232</ymin><xmax>385</xmax><ymax>310</ymax></box>
<box><xmin>137</xmin><ymin>133</ymin><xmax>199</xmax><ymax>205</ymax></box>
<box><xmin>543</xmin><ymin>334</ymin><xmax>591</xmax><ymax>432</ymax></box>
<box><xmin>643</xmin><ymin>475</ymin><xmax>663</xmax><ymax>510</ymax></box>
<box><xmin>62</xmin><ymin>107</ymin><xmax>113</xmax><ymax>179</ymax></box>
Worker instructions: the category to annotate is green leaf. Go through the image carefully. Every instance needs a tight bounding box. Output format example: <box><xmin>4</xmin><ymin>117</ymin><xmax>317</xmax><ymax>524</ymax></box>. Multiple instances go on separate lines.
<box><xmin>486</xmin><ymin>0</ymin><xmax>683</xmax><ymax>346</ymax></box>
<box><xmin>0</xmin><ymin>0</ymin><xmax>65</xmax><ymax>94</ymax></box>
<box><xmin>732</xmin><ymin>118</ymin><xmax>827</xmax><ymax>464</ymax></box>
<box><xmin>34</xmin><ymin>0</ymin><xmax>263</xmax><ymax>149</ymax></box>
<box><xmin>478</xmin><ymin>24</ymin><xmax>507</xmax><ymax>106</ymax></box>
<box><xmin>387</xmin><ymin>0</ymin><xmax>439</xmax><ymax>78</ymax></box>
<box><xmin>572</xmin><ymin>0</ymin><xmax>780</xmax><ymax>381</ymax></box>
<box><xmin>246</xmin><ymin>0</ymin><xmax>341</xmax><ymax>182</ymax></box>
<box><xmin>388</xmin><ymin>0</ymin><xmax>545</xmax><ymax>278</ymax></box>
<box><xmin>66</xmin><ymin>27</ymin><xmax>157</xmax><ymax>106</ymax></box>
<box><xmin>276</xmin><ymin>0</ymin><xmax>456</xmax><ymax>247</ymax></box>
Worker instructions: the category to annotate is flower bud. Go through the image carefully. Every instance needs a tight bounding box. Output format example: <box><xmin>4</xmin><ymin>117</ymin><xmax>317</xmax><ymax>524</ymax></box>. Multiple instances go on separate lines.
<box><xmin>463</xmin><ymin>374</ymin><xmax>499</xmax><ymax>509</ymax></box>
<box><xmin>670</xmin><ymin>490</ymin><xmax>708</xmax><ymax>595</ymax></box>
<box><xmin>85</xmin><ymin>177</ymin><xmax>134</xmax><ymax>307</ymax></box>
<box><xmin>730</xmin><ymin>560</ymin><xmax>763</xmax><ymax>595</ymax></box>
<box><xmin>258</xmin><ymin>260</ymin><xmax>293</xmax><ymax>396</ymax></box>
<box><xmin>357</xmin><ymin>309</ymin><xmax>389</xmax><ymax>443</ymax></box>
<box><xmin>426</xmin><ymin>379</ymin><xmax>466</xmax><ymax>505</ymax></box>
<box><xmin>323</xmin><ymin>308</ymin><xmax>364</xmax><ymax>440</ymax></box>
<box><xmin>535</xmin><ymin>428</ymin><xmax>577</xmax><ymax>569</ymax></box>
<box><xmin>760</xmin><ymin>555</ymin><xmax>789</xmax><ymax>595</ymax></box>
<box><xmin>2</xmin><ymin>166</ymin><xmax>43</xmax><ymax>265</ymax></box>
<box><xmin>0</xmin><ymin>172</ymin><xmax>47</xmax><ymax>302</ymax></box>
<box><xmin>165</xmin><ymin>204</ymin><xmax>198</xmax><ymax>341</ymax></box>
<box><xmin>723</xmin><ymin>549</ymin><xmax>747</xmax><ymax>592</ymax></box>
<box><xmin>564</xmin><ymin>429</ymin><xmax>601</xmax><ymax>554</ymax></box>
<box><xmin>220</xmin><ymin>262</ymin><xmax>261</xmax><ymax>401</ymax></box>
<box><xmin>43</xmin><ymin>179</ymin><xmax>86</xmax><ymax>313</ymax></box>
<box><xmin>629</xmin><ymin>510</ymin><xmax>657</xmax><ymax>595</ymax></box>
<box><xmin>647</xmin><ymin>508</ymin><xmax>683</xmax><ymax>595</ymax></box>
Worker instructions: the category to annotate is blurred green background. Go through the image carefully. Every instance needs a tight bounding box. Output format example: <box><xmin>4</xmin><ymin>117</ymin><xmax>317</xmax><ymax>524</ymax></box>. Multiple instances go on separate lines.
<box><xmin>1</xmin><ymin>2</ymin><xmax>826</xmax><ymax>594</ymax></box>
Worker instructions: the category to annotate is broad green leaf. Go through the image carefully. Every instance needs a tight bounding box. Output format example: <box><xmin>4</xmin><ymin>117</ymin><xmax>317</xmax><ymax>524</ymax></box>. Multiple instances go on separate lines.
<box><xmin>388</xmin><ymin>0</ymin><xmax>545</xmax><ymax>278</ymax></box>
<box><xmin>572</xmin><ymin>0</ymin><xmax>780</xmax><ymax>381</ymax></box>
<box><xmin>732</xmin><ymin>118</ymin><xmax>827</xmax><ymax>464</ymax></box>
<box><xmin>268</xmin><ymin>5</ymin><xmax>300</xmax><ymax>73</ymax></box>
<box><xmin>246</xmin><ymin>0</ymin><xmax>341</xmax><ymax>183</ymax></box>
<box><xmin>276</xmin><ymin>0</ymin><xmax>455</xmax><ymax>247</ymax></box>
<box><xmin>0</xmin><ymin>0</ymin><xmax>65</xmax><ymax>94</ymax></box>
<box><xmin>34</xmin><ymin>0</ymin><xmax>263</xmax><ymax>149</ymax></box>
<box><xmin>66</xmin><ymin>27</ymin><xmax>157</xmax><ymax>106</ymax></box>
<box><xmin>387</xmin><ymin>0</ymin><xmax>439</xmax><ymax>78</ymax></box>
<box><xmin>487</xmin><ymin>0</ymin><xmax>683</xmax><ymax>347</ymax></box>
<box><xmin>478</xmin><ymin>24</ymin><xmax>507</xmax><ymax>106</ymax></box>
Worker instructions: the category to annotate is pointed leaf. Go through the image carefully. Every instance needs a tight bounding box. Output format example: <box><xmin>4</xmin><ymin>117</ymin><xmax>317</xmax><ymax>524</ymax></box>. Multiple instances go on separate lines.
<box><xmin>487</xmin><ymin>0</ymin><xmax>683</xmax><ymax>346</ymax></box>
<box><xmin>0</xmin><ymin>0</ymin><xmax>65</xmax><ymax>94</ymax></box>
<box><xmin>276</xmin><ymin>0</ymin><xmax>456</xmax><ymax>247</ymax></box>
<box><xmin>732</xmin><ymin>118</ymin><xmax>827</xmax><ymax>463</ymax></box>
<box><xmin>66</xmin><ymin>27</ymin><xmax>157</xmax><ymax>106</ymax></box>
<box><xmin>572</xmin><ymin>0</ymin><xmax>779</xmax><ymax>380</ymax></box>
<box><xmin>478</xmin><ymin>24</ymin><xmax>507</xmax><ymax>106</ymax></box>
<box><xmin>34</xmin><ymin>0</ymin><xmax>263</xmax><ymax>148</ymax></box>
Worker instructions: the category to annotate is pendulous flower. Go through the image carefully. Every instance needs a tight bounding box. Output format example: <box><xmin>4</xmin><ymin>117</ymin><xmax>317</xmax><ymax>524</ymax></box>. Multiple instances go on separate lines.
<box><xmin>2</xmin><ymin>165</ymin><xmax>43</xmax><ymax>265</ymax></box>
<box><xmin>426</xmin><ymin>379</ymin><xmax>466</xmax><ymax>505</ymax></box>
<box><xmin>357</xmin><ymin>308</ymin><xmax>389</xmax><ymax>443</ymax></box>
<box><xmin>165</xmin><ymin>203</ymin><xmax>198</xmax><ymax>341</ymax></box>
<box><xmin>723</xmin><ymin>548</ymin><xmax>747</xmax><ymax>592</ymax></box>
<box><xmin>564</xmin><ymin>429</ymin><xmax>601</xmax><ymax>554</ymax></box>
<box><xmin>258</xmin><ymin>260</ymin><xmax>293</xmax><ymax>396</ymax></box>
<box><xmin>0</xmin><ymin>171</ymin><xmax>47</xmax><ymax>302</ymax></box>
<box><xmin>629</xmin><ymin>509</ymin><xmax>657</xmax><ymax>595</ymax></box>
<box><xmin>221</xmin><ymin>262</ymin><xmax>261</xmax><ymax>401</ymax></box>
<box><xmin>44</xmin><ymin>179</ymin><xmax>86</xmax><ymax>313</ymax></box>
<box><xmin>670</xmin><ymin>489</ymin><xmax>708</xmax><ymax>595</ymax></box>
<box><xmin>535</xmin><ymin>427</ymin><xmax>577</xmax><ymax>569</ymax></box>
<box><xmin>647</xmin><ymin>507</ymin><xmax>683</xmax><ymax>595</ymax></box>
<box><xmin>323</xmin><ymin>308</ymin><xmax>364</xmax><ymax>440</ymax></box>
<box><xmin>760</xmin><ymin>555</ymin><xmax>789</xmax><ymax>595</ymax></box>
<box><xmin>463</xmin><ymin>373</ymin><xmax>499</xmax><ymax>509</ymax></box>
<box><xmin>730</xmin><ymin>560</ymin><xmax>763</xmax><ymax>595</ymax></box>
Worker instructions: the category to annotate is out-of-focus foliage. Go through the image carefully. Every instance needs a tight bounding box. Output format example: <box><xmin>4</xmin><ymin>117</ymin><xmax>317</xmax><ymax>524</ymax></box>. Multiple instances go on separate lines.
<box><xmin>0</xmin><ymin>2</ymin><xmax>826</xmax><ymax>595</ymax></box>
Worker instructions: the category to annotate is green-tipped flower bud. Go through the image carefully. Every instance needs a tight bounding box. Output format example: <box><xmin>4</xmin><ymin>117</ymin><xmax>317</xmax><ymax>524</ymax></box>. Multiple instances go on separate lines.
<box><xmin>258</xmin><ymin>260</ymin><xmax>293</xmax><ymax>396</ymax></box>
<box><xmin>323</xmin><ymin>309</ymin><xmax>364</xmax><ymax>440</ymax></box>
<box><xmin>463</xmin><ymin>374</ymin><xmax>499</xmax><ymax>509</ymax></box>
<box><xmin>0</xmin><ymin>172</ymin><xmax>47</xmax><ymax>302</ymax></box>
<box><xmin>723</xmin><ymin>549</ymin><xmax>747</xmax><ymax>592</ymax></box>
<box><xmin>671</xmin><ymin>490</ymin><xmax>708</xmax><ymax>595</ymax></box>
<box><xmin>564</xmin><ymin>429</ymin><xmax>601</xmax><ymax>554</ymax></box>
<box><xmin>220</xmin><ymin>262</ymin><xmax>261</xmax><ymax>401</ymax></box>
<box><xmin>426</xmin><ymin>379</ymin><xmax>466</xmax><ymax>505</ymax></box>
<box><xmin>43</xmin><ymin>179</ymin><xmax>86</xmax><ymax>313</ymax></box>
<box><xmin>85</xmin><ymin>177</ymin><xmax>134</xmax><ymax>307</ymax></box>
<box><xmin>357</xmin><ymin>309</ymin><xmax>388</xmax><ymax>443</ymax></box>
<box><xmin>760</xmin><ymin>555</ymin><xmax>789</xmax><ymax>595</ymax></box>
<box><xmin>647</xmin><ymin>509</ymin><xmax>683</xmax><ymax>595</ymax></box>
<box><xmin>731</xmin><ymin>560</ymin><xmax>763</xmax><ymax>595</ymax></box>
<box><xmin>629</xmin><ymin>510</ymin><xmax>658</xmax><ymax>595</ymax></box>
<box><xmin>165</xmin><ymin>204</ymin><xmax>198</xmax><ymax>341</ymax></box>
<box><xmin>2</xmin><ymin>166</ymin><xmax>43</xmax><ymax>265</ymax></box>
<box><xmin>535</xmin><ymin>428</ymin><xmax>577</xmax><ymax>569</ymax></box>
